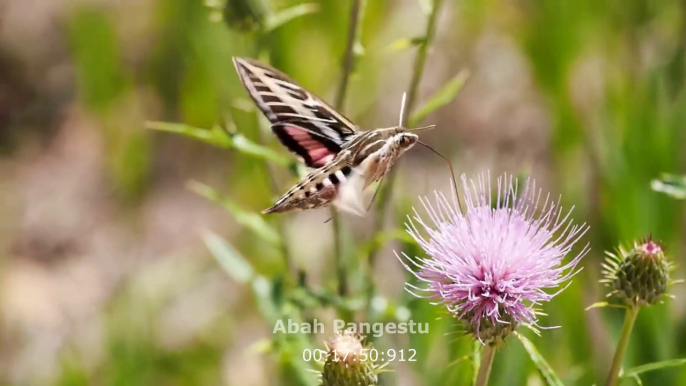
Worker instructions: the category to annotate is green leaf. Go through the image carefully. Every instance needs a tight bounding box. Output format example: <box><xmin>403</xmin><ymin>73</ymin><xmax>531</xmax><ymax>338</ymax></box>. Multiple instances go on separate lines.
<box><xmin>252</xmin><ymin>275</ymin><xmax>280</xmax><ymax>322</ymax></box>
<box><xmin>246</xmin><ymin>338</ymin><xmax>274</xmax><ymax>354</ymax></box>
<box><xmin>359</xmin><ymin>229</ymin><xmax>416</xmax><ymax>258</ymax></box>
<box><xmin>265</xmin><ymin>3</ymin><xmax>319</xmax><ymax>32</ymax></box>
<box><xmin>651</xmin><ymin>174</ymin><xmax>686</xmax><ymax>199</ymax></box>
<box><xmin>418</xmin><ymin>0</ymin><xmax>433</xmax><ymax>15</ymax></box>
<box><xmin>386</xmin><ymin>37</ymin><xmax>425</xmax><ymax>53</ymax></box>
<box><xmin>585</xmin><ymin>301</ymin><xmax>628</xmax><ymax>311</ymax></box>
<box><xmin>228</xmin><ymin>127</ymin><xmax>291</xmax><ymax>166</ymax></box>
<box><xmin>188</xmin><ymin>180</ymin><xmax>281</xmax><ymax>247</ymax></box>
<box><xmin>201</xmin><ymin>230</ymin><xmax>255</xmax><ymax>283</ymax></box>
<box><xmin>147</xmin><ymin>121</ymin><xmax>290</xmax><ymax>166</ymax></box>
<box><xmin>278</xmin><ymin>331</ymin><xmax>320</xmax><ymax>386</ymax></box>
<box><xmin>147</xmin><ymin>121</ymin><xmax>231</xmax><ymax>147</ymax></box>
<box><xmin>622</xmin><ymin>358</ymin><xmax>686</xmax><ymax>378</ymax></box>
<box><xmin>630</xmin><ymin>373</ymin><xmax>644</xmax><ymax>386</ymax></box>
<box><xmin>202</xmin><ymin>231</ymin><xmax>281</xmax><ymax>322</ymax></box>
<box><xmin>515</xmin><ymin>332</ymin><xmax>565</xmax><ymax>386</ymax></box>
<box><xmin>409</xmin><ymin>69</ymin><xmax>470</xmax><ymax>127</ymax></box>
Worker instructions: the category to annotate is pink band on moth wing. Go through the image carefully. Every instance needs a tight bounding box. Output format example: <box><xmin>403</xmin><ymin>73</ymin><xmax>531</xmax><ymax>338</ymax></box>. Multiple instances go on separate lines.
<box><xmin>283</xmin><ymin>125</ymin><xmax>337</xmax><ymax>167</ymax></box>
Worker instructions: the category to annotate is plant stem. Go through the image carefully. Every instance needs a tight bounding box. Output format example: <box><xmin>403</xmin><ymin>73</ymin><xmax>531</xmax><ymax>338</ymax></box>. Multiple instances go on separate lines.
<box><xmin>365</xmin><ymin>0</ymin><xmax>445</xmax><ymax>308</ymax></box>
<box><xmin>332</xmin><ymin>0</ymin><xmax>364</xmax><ymax>300</ymax></box>
<box><xmin>475</xmin><ymin>345</ymin><xmax>497</xmax><ymax>386</ymax></box>
<box><xmin>255</xmin><ymin>127</ymin><xmax>295</xmax><ymax>277</ymax></box>
<box><xmin>404</xmin><ymin>0</ymin><xmax>445</xmax><ymax>126</ymax></box>
<box><xmin>250</xmin><ymin>47</ymin><xmax>295</xmax><ymax>279</ymax></box>
<box><xmin>605</xmin><ymin>306</ymin><xmax>639</xmax><ymax>386</ymax></box>
<box><xmin>331</xmin><ymin>213</ymin><xmax>347</xmax><ymax>297</ymax></box>
<box><xmin>334</xmin><ymin>0</ymin><xmax>363</xmax><ymax>110</ymax></box>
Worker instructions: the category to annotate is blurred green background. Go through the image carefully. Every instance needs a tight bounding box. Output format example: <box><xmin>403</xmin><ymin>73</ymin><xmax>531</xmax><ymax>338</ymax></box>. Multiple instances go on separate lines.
<box><xmin>1</xmin><ymin>0</ymin><xmax>685</xmax><ymax>385</ymax></box>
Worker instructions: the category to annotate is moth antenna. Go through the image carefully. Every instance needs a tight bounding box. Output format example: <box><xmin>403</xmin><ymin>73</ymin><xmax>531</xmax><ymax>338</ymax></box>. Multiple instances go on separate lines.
<box><xmin>410</xmin><ymin>124</ymin><xmax>436</xmax><ymax>132</ymax></box>
<box><xmin>417</xmin><ymin>141</ymin><xmax>462</xmax><ymax>209</ymax></box>
<box><xmin>398</xmin><ymin>92</ymin><xmax>407</xmax><ymax>127</ymax></box>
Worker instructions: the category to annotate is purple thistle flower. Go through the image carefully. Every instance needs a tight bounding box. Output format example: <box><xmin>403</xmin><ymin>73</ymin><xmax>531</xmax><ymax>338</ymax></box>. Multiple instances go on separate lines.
<box><xmin>399</xmin><ymin>173</ymin><xmax>589</xmax><ymax>343</ymax></box>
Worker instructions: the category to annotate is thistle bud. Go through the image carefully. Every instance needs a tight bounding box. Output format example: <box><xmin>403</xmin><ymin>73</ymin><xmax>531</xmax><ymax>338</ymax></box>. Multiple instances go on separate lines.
<box><xmin>223</xmin><ymin>0</ymin><xmax>268</xmax><ymax>32</ymax></box>
<box><xmin>321</xmin><ymin>330</ymin><xmax>379</xmax><ymax>386</ymax></box>
<box><xmin>601</xmin><ymin>237</ymin><xmax>673</xmax><ymax>307</ymax></box>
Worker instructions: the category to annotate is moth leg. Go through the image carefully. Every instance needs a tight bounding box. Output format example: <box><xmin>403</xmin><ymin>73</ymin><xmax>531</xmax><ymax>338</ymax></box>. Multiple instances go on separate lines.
<box><xmin>365</xmin><ymin>178</ymin><xmax>384</xmax><ymax>213</ymax></box>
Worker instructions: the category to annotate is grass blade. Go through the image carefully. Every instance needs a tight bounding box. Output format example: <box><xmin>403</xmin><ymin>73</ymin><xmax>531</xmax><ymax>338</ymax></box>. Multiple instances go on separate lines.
<box><xmin>651</xmin><ymin>173</ymin><xmax>686</xmax><ymax>199</ymax></box>
<box><xmin>189</xmin><ymin>180</ymin><xmax>281</xmax><ymax>247</ymax></box>
<box><xmin>622</xmin><ymin>358</ymin><xmax>686</xmax><ymax>378</ymax></box>
<box><xmin>147</xmin><ymin>121</ymin><xmax>290</xmax><ymax>166</ymax></box>
<box><xmin>201</xmin><ymin>230</ymin><xmax>254</xmax><ymax>283</ymax></box>
<box><xmin>265</xmin><ymin>4</ymin><xmax>319</xmax><ymax>32</ymax></box>
<box><xmin>409</xmin><ymin>69</ymin><xmax>469</xmax><ymax>127</ymax></box>
<box><xmin>515</xmin><ymin>332</ymin><xmax>565</xmax><ymax>386</ymax></box>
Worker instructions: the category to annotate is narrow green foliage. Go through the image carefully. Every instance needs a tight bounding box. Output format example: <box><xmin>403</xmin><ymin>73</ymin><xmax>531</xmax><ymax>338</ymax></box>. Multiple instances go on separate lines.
<box><xmin>265</xmin><ymin>4</ymin><xmax>319</xmax><ymax>32</ymax></box>
<box><xmin>202</xmin><ymin>230</ymin><xmax>255</xmax><ymax>283</ymax></box>
<box><xmin>409</xmin><ymin>69</ymin><xmax>470</xmax><ymax>127</ymax></box>
<box><xmin>189</xmin><ymin>180</ymin><xmax>281</xmax><ymax>247</ymax></box>
<box><xmin>515</xmin><ymin>332</ymin><xmax>565</xmax><ymax>386</ymax></box>
<box><xmin>386</xmin><ymin>37</ymin><xmax>425</xmax><ymax>53</ymax></box>
<box><xmin>622</xmin><ymin>358</ymin><xmax>686</xmax><ymax>379</ymax></box>
<box><xmin>651</xmin><ymin>174</ymin><xmax>686</xmax><ymax>199</ymax></box>
<box><xmin>147</xmin><ymin>121</ymin><xmax>290</xmax><ymax>166</ymax></box>
<box><xmin>585</xmin><ymin>301</ymin><xmax>628</xmax><ymax>311</ymax></box>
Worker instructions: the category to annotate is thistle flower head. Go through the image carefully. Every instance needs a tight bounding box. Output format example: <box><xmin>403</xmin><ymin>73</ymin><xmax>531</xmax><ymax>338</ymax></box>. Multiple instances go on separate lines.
<box><xmin>399</xmin><ymin>173</ymin><xmax>588</xmax><ymax>344</ymax></box>
<box><xmin>601</xmin><ymin>236</ymin><xmax>674</xmax><ymax>307</ymax></box>
<box><xmin>321</xmin><ymin>330</ymin><xmax>380</xmax><ymax>386</ymax></box>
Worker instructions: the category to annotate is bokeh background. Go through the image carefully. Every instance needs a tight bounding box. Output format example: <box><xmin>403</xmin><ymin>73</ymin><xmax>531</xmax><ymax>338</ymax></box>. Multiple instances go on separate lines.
<box><xmin>1</xmin><ymin>0</ymin><xmax>685</xmax><ymax>385</ymax></box>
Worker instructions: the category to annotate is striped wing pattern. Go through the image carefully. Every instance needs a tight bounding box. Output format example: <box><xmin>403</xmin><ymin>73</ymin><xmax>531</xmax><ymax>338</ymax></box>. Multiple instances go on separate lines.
<box><xmin>233</xmin><ymin>57</ymin><xmax>358</xmax><ymax>168</ymax></box>
<box><xmin>263</xmin><ymin>158</ymin><xmax>355</xmax><ymax>214</ymax></box>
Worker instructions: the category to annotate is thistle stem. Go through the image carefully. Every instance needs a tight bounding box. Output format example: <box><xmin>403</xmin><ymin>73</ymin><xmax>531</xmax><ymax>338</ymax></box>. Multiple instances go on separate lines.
<box><xmin>251</xmin><ymin>48</ymin><xmax>295</xmax><ymax>279</ymax></box>
<box><xmin>332</xmin><ymin>0</ymin><xmax>364</xmax><ymax>300</ymax></box>
<box><xmin>365</xmin><ymin>0</ymin><xmax>445</xmax><ymax>310</ymax></box>
<box><xmin>475</xmin><ymin>345</ymin><xmax>496</xmax><ymax>386</ymax></box>
<box><xmin>605</xmin><ymin>306</ymin><xmax>639</xmax><ymax>386</ymax></box>
<box><xmin>334</xmin><ymin>0</ymin><xmax>363</xmax><ymax>110</ymax></box>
